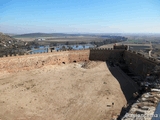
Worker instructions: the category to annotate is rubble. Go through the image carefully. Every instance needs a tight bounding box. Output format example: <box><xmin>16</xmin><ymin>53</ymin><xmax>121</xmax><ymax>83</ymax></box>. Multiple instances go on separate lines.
<box><xmin>122</xmin><ymin>91</ymin><xmax>160</xmax><ymax>120</ymax></box>
<box><xmin>122</xmin><ymin>74</ymin><xmax>160</xmax><ymax>120</ymax></box>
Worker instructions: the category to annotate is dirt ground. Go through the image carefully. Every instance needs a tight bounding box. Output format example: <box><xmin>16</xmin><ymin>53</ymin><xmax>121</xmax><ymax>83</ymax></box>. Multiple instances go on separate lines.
<box><xmin>0</xmin><ymin>61</ymin><xmax>126</xmax><ymax>120</ymax></box>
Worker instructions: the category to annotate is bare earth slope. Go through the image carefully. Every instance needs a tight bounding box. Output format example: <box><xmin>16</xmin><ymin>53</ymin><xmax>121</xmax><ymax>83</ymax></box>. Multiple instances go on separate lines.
<box><xmin>0</xmin><ymin>61</ymin><xmax>126</xmax><ymax>120</ymax></box>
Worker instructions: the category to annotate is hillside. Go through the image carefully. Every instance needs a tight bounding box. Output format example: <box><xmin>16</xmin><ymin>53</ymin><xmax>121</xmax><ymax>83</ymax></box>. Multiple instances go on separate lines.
<box><xmin>13</xmin><ymin>33</ymin><xmax>130</xmax><ymax>39</ymax></box>
<box><xmin>13</xmin><ymin>33</ymin><xmax>68</xmax><ymax>38</ymax></box>
<box><xmin>0</xmin><ymin>32</ymin><xmax>16</xmax><ymax>41</ymax></box>
<box><xmin>0</xmin><ymin>32</ymin><xmax>27</xmax><ymax>56</ymax></box>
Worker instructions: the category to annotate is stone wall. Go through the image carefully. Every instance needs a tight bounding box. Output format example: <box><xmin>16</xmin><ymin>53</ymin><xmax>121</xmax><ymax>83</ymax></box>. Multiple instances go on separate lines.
<box><xmin>1</xmin><ymin>48</ymin><xmax>160</xmax><ymax>77</ymax></box>
<box><xmin>90</xmin><ymin>48</ymin><xmax>160</xmax><ymax>78</ymax></box>
<box><xmin>0</xmin><ymin>50</ymin><xmax>89</xmax><ymax>72</ymax></box>
<box><xmin>89</xmin><ymin>48</ymin><xmax>124</xmax><ymax>62</ymax></box>
<box><xmin>124</xmin><ymin>50</ymin><xmax>159</xmax><ymax>77</ymax></box>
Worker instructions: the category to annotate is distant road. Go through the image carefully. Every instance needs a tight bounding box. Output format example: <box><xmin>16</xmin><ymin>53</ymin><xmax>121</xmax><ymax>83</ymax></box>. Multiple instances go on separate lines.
<box><xmin>120</xmin><ymin>43</ymin><xmax>151</xmax><ymax>46</ymax></box>
<box><xmin>99</xmin><ymin>42</ymin><xmax>152</xmax><ymax>49</ymax></box>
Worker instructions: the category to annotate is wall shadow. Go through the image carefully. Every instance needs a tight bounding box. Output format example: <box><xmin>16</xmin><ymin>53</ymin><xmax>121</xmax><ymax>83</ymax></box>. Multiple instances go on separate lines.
<box><xmin>106</xmin><ymin>61</ymin><xmax>139</xmax><ymax>102</ymax></box>
<box><xmin>106</xmin><ymin>61</ymin><xmax>140</xmax><ymax>119</ymax></box>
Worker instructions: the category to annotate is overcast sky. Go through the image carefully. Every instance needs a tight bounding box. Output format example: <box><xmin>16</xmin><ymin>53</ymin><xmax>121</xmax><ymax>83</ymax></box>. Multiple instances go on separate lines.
<box><xmin>0</xmin><ymin>0</ymin><xmax>160</xmax><ymax>34</ymax></box>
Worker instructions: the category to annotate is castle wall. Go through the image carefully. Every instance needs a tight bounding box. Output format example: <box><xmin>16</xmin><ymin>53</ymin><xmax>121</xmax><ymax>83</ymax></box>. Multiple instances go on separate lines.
<box><xmin>0</xmin><ymin>50</ymin><xmax>89</xmax><ymax>72</ymax></box>
<box><xmin>1</xmin><ymin>48</ymin><xmax>159</xmax><ymax>77</ymax></box>
<box><xmin>90</xmin><ymin>48</ymin><xmax>160</xmax><ymax>78</ymax></box>
<box><xmin>89</xmin><ymin>48</ymin><xmax>124</xmax><ymax>62</ymax></box>
<box><xmin>124</xmin><ymin>50</ymin><xmax>159</xmax><ymax>77</ymax></box>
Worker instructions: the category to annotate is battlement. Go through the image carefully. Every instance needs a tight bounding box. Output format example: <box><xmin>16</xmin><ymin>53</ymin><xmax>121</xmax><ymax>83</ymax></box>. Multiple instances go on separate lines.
<box><xmin>0</xmin><ymin>49</ymin><xmax>90</xmax><ymax>72</ymax></box>
<box><xmin>1</xmin><ymin>49</ymin><xmax>90</xmax><ymax>58</ymax></box>
<box><xmin>124</xmin><ymin>50</ymin><xmax>159</xmax><ymax>78</ymax></box>
<box><xmin>0</xmin><ymin>48</ymin><xmax>159</xmax><ymax>78</ymax></box>
<box><xmin>1</xmin><ymin>48</ymin><xmax>159</xmax><ymax>65</ymax></box>
<box><xmin>89</xmin><ymin>48</ymin><xmax>125</xmax><ymax>61</ymax></box>
<box><xmin>90</xmin><ymin>48</ymin><xmax>113</xmax><ymax>50</ymax></box>
<box><xmin>89</xmin><ymin>48</ymin><xmax>159</xmax><ymax>78</ymax></box>
<box><xmin>127</xmin><ymin>50</ymin><xmax>160</xmax><ymax>64</ymax></box>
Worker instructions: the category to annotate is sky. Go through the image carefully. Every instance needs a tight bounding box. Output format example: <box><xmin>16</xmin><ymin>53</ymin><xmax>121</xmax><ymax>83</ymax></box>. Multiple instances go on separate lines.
<box><xmin>0</xmin><ymin>0</ymin><xmax>160</xmax><ymax>34</ymax></box>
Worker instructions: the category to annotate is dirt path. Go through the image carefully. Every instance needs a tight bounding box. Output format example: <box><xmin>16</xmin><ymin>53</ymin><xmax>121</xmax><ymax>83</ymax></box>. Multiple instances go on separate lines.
<box><xmin>0</xmin><ymin>61</ymin><xmax>126</xmax><ymax>120</ymax></box>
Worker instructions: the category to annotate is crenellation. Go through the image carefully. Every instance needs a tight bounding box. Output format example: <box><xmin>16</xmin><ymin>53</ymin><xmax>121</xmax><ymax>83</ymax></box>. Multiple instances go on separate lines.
<box><xmin>124</xmin><ymin>50</ymin><xmax>159</xmax><ymax>78</ymax></box>
<box><xmin>7</xmin><ymin>54</ymin><xmax>11</xmax><ymax>57</ymax></box>
<box><xmin>0</xmin><ymin>47</ymin><xmax>159</xmax><ymax>77</ymax></box>
<box><xmin>3</xmin><ymin>55</ymin><xmax>6</xmax><ymax>57</ymax></box>
<box><xmin>0</xmin><ymin>50</ymin><xmax>90</xmax><ymax>72</ymax></box>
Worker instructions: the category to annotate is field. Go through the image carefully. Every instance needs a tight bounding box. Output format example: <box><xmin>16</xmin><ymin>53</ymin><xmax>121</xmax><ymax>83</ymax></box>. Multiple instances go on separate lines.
<box><xmin>15</xmin><ymin>36</ymin><xmax>104</xmax><ymax>42</ymax></box>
